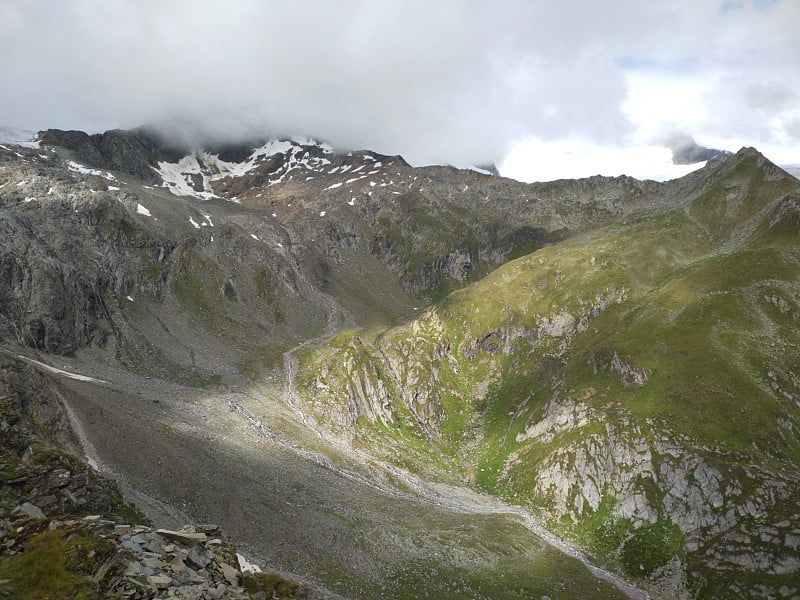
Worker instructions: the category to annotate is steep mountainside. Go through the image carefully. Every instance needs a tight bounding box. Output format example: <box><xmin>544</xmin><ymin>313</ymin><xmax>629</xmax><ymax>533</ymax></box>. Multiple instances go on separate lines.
<box><xmin>296</xmin><ymin>149</ymin><xmax>800</xmax><ymax>598</ymax></box>
<box><xmin>2</xmin><ymin>128</ymin><xmax>687</xmax><ymax>374</ymax></box>
<box><xmin>1</xmin><ymin>128</ymin><xmax>799</xmax><ymax>599</ymax></box>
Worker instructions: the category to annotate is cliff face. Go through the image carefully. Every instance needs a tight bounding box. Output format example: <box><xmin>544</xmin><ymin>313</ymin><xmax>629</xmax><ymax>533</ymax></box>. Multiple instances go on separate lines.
<box><xmin>0</xmin><ymin>140</ymin><xmax>351</xmax><ymax>378</ymax></box>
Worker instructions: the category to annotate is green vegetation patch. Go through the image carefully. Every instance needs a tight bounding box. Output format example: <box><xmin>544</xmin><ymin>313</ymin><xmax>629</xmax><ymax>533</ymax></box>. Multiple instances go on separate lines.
<box><xmin>0</xmin><ymin>529</ymin><xmax>116</xmax><ymax>600</ymax></box>
<box><xmin>384</xmin><ymin>544</ymin><xmax>627</xmax><ymax>600</ymax></box>
<box><xmin>242</xmin><ymin>572</ymin><xmax>301</xmax><ymax>599</ymax></box>
<box><xmin>620</xmin><ymin>519</ymin><xmax>684</xmax><ymax>577</ymax></box>
<box><xmin>584</xmin><ymin>508</ymin><xmax>631</xmax><ymax>559</ymax></box>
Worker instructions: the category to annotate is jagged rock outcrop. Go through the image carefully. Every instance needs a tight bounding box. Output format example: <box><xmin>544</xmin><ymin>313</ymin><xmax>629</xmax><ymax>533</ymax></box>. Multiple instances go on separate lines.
<box><xmin>306</xmin><ymin>335</ymin><xmax>397</xmax><ymax>432</ymax></box>
<box><xmin>521</xmin><ymin>401</ymin><xmax>800</xmax><ymax>596</ymax></box>
<box><xmin>0</xmin><ymin>515</ymin><xmax>266</xmax><ymax>599</ymax></box>
<box><xmin>39</xmin><ymin>128</ymin><xmax>184</xmax><ymax>184</ymax></box>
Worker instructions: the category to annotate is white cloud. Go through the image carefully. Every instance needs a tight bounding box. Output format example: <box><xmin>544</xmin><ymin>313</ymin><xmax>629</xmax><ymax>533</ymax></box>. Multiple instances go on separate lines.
<box><xmin>499</xmin><ymin>138</ymin><xmax>703</xmax><ymax>183</ymax></box>
<box><xmin>0</xmin><ymin>0</ymin><xmax>797</xmax><ymax>180</ymax></box>
<box><xmin>622</xmin><ymin>72</ymin><xmax>715</xmax><ymax>144</ymax></box>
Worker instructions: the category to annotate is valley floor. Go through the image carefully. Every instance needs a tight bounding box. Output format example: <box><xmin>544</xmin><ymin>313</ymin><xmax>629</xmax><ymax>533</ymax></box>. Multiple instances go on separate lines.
<box><xmin>18</xmin><ymin>348</ymin><xmax>645</xmax><ymax>600</ymax></box>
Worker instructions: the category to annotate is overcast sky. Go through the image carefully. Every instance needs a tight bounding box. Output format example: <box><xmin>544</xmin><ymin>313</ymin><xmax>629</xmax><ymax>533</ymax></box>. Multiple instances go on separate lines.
<box><xmin>1</xmin><ymin>0</ymin><xmax>798</xmax><ymax>181</ymax></box>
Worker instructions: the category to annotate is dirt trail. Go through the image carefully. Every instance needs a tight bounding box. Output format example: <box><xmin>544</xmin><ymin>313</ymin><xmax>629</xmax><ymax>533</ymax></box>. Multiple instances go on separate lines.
<box><xmin>11</xmin><ymin>353</ymin><xmax>108</xmax><ymax>384</ymax></box>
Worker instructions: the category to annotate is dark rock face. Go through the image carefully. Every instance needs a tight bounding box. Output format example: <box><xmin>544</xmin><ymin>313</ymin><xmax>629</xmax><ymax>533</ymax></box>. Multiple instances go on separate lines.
<box><xmin>38</xmin><ymin>129</ymin><xmax>106</xmax><ymax>165</ymax></box>
<box><xmin>0</xmin><ymin>194</ymin><xmax>164</xmax><ymax>355</ymax></box>
<box><xmin>210</xmin><ymin>141</ymin><xmax>265</xmax><ymax>163</ymax></box>
<box><xmin>39</xmin><ymin>128</ymin><xmax>184</xmax><ymax>184</ymax></box>
<box><xmin>95</xmin><ymin>129</ymin><xmax>166</xmax><ymax>182</ymax></box>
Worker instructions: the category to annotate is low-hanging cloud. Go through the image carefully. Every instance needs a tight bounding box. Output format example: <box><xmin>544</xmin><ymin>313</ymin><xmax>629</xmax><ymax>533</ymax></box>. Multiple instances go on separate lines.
<box><xmin>0</xmin><ymin>0</ymin><xmax>798</xmax><ymax>170</ymax></box>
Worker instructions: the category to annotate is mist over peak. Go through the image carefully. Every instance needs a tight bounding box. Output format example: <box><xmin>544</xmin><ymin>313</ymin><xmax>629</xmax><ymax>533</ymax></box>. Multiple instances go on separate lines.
<box><xmin>664</xmin><ymin>132</ymin><xmax>733</xmax><ymax>165</ymax></box>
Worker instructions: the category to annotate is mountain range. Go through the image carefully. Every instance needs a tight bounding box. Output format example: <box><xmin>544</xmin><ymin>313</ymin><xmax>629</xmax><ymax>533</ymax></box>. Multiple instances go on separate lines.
<box><xmin>1</xmin><ymin>125</ymin><xmax>799</xmax><ymax>599</ymax></box>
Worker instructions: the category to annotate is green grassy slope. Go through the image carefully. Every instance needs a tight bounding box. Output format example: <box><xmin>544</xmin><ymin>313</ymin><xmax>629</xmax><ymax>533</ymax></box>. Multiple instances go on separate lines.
<box><xmin>296</xmin><ymin>149</ymin><xmax>800</xmax><ymax>597</ymax></box>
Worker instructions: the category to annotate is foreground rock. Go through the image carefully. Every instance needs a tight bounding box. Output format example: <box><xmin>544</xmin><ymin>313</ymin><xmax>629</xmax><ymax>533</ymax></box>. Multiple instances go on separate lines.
<box><xmin>0</xmin><ymin>513</ymin><xmax>273</xmax><ymax>599</ymax></box>
<box><xmin>0</xmin><ymin>358</ymin><xmax>308</xmax><ymax>599</ymax></box>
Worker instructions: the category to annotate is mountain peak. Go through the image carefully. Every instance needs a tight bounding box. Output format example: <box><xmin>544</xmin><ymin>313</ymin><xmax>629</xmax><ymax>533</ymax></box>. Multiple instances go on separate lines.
<box><xmin>726</xmin><ymin>145</ymin><xmax>789</xmax><ymax>175</ymax></box>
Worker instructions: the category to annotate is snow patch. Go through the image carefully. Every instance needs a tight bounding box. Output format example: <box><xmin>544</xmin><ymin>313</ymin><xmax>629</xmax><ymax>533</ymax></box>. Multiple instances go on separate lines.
<box><xmin>325</xmin><ymin>182</ymin><xmax>343</xmax><ymax>190</ymax></box>
<box><xmin>155</xmin><ymin>154</ymin><xmax>218</xmax><ymax>200</ymax></box>
<box><xmin>155</xmin><ymin>138</ymin><xmax>336</xmax><ymax>200</ymax></box>
<box><xmin>237</xmin><ymin>553</ymin><xmax>261</xmax><ymax>574</ymax></box>
<box><xmin>136</xmin><ymin>204</ymin><xmax>151</xmax><ymax>217</ymax></box>
<box><xmin>320</xmin><ymin>211</ymin><xmax>326</xmax><ymax>217</ymax></box>
<box><xmin>189</xmin><ymin>217</ymin><xmax>201</xmax><ymax>229</ymax></box>
<box><xmin>469</xmin><ymin>166</ymin><xmax>493</xmax><ymax>175</ymax></box>
<box><xmin>250</xmin><ymin>234</ymin><xmax>259</xmax><ymax>240</ymax></box>
<box><xmin>290</xmin><ymin>136</ymin><xmax>334</xmax><ymax>153</ymax></box>
<box><xmin>68</xmin><ymin>161</ymin><xmax>116</xmax><ymax>181</ymax></box>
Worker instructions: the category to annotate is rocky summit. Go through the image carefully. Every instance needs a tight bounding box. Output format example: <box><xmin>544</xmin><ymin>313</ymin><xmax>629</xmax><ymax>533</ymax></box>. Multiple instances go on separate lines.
<box><xmin>1</xmin><ymin>127</ymin><xmax>799</xmax><ymax>599</ymax></box>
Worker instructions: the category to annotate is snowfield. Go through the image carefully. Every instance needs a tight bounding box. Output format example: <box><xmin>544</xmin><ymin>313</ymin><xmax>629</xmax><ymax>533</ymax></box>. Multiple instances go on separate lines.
<box><xmin>155</xmin><ymin>138</ymin><xmax>334</xmax><ymax>200</ymax></box>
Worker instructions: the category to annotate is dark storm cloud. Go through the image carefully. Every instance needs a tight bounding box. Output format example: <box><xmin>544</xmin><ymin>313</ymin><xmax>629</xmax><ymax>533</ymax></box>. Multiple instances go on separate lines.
<box><xmin>0</xmin><ymin>0</ymin><xmax>798</xmax><ymax>168</ymax></box>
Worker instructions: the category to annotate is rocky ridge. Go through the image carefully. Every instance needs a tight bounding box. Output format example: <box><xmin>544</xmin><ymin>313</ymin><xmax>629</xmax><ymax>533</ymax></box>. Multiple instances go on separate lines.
<box><xmin>1</xmin><ymin>514</ymin><xmax>285</xmax><ymax>599</ymax></box>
